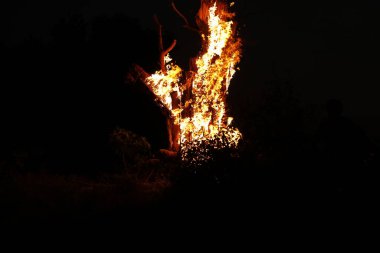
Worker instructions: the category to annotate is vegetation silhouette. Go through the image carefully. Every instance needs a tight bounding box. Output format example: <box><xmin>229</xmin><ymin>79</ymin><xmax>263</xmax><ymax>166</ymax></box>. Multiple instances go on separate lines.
<box><xmin>316</xmin><ymin>99</ymin><xmax>374</xmax><ymax>192</ymax></box>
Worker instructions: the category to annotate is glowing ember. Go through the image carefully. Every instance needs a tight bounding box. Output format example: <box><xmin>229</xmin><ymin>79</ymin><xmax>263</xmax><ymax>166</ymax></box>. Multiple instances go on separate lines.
<box><xmin>141</xmin><ymin>0</ymin><xmax>242</xmax><ymax>163</ymax></box>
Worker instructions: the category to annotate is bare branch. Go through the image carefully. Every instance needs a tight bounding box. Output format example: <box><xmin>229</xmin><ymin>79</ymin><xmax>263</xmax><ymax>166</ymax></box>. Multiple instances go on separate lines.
<box><xmin>184</xmin><ymin>25</ymin><xmax>201</xmax><ymax>34</ymax></box>
<box><xmin>126</xmin><ymin>64</ymin><xmax>150</xmax><ymax>84</ymax></box>
<box><xmin>163</xmin><ymin>40</ymin><xmax>177</xmax><ymax>58</ymax></box>
<box><xmin>172</xmin><ymin>1</ymin><xmax>201</xmax><ymax>34</ymax></box>
<box><xmin>171</xmin><ymin>2</ymin><xmax>190</xmax><ymax>26</ymax></box>
<box><xmin>154</xmin><ymin>14</ymin><xmax>178</xmax><ymax>74</ymax></box>
<box><xmin>127</xmin><ymin>64</ymin><xmax>172</xmax><ymax>117</ymax></box>
<box><xmin>160</xmin><ymin>40</ymin><xmax>177</xmax><ymax>74</ymax></box>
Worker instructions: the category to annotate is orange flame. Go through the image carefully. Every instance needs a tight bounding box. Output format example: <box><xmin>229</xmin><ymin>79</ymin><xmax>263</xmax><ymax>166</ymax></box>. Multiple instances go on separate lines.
<box><xmin>146</xmin><ymin>0</ymin><xmax>242</xmax><ymax>160</ymax></box>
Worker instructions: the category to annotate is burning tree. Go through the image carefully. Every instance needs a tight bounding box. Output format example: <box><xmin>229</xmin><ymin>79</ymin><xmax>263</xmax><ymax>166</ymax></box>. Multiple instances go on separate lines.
<box><xmin>128</xmin><ymin>0</ymin><xmax>242</xmax><ymax>163</ymax></box>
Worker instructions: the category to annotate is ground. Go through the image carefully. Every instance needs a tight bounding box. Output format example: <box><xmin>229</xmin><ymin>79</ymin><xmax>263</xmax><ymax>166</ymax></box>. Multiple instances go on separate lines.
<box><xmin>0</xmin><ymin>151</ymin><xmax>377</xmax><ymax>229</ymax></box>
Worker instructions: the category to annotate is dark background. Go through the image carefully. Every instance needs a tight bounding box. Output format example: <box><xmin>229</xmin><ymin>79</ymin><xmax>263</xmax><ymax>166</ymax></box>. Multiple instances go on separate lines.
<box><xmin>2</xmin><ymin>0</ymin><xmax>379</xmax><ymax>133</ymax></box>
<box><xmin>0</xmin><ymin>0</ymin><xmax>378</xmax><ymax>229</ymax></box>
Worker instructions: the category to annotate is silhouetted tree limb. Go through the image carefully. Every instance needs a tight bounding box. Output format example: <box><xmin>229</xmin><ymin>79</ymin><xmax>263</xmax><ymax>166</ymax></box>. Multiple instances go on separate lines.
<box><xmin>171</xmin><ymin>1</ymin><xmax>201</xmax><ymax>34</ymax></box>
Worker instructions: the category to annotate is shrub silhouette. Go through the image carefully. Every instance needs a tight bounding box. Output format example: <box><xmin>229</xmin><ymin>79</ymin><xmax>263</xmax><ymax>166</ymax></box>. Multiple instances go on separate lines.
<box><xmin>110</xmin><ymin>128</ymin><xmax>151</xmax><ymax>169</ymax></box>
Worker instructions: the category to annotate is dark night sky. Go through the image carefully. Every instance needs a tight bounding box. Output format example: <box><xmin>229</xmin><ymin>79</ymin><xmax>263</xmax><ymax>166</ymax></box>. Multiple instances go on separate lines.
<box><xmin>1</xmin><ymin>0</ymin><xmax>379</xmax><ymax>138</ymax></box>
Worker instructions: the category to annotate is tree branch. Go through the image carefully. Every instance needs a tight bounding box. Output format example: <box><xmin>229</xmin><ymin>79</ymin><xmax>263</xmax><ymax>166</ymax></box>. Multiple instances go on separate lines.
<box><xmin>171</xmin><ymin>2</ymin><xmax>190</xmax><ymax>26</ymax></box>
<box><xmin>160</xmin><ymin>39</ymin><xmax>177</xmax><ymax>74</ymax></box>
<box><xmin>154</xmin><ymin>15</ymin><xmax>177</xmax><ymax>74</ymax></box>
<box><xmin>172</xmin><ymin>1</ymin><xmax>201</xmax><ymax>34</ymax></box>
<box><xmin>126</xmin><ymin>64</ymin><xmax>171</xmax><ymax>118</ymax></box>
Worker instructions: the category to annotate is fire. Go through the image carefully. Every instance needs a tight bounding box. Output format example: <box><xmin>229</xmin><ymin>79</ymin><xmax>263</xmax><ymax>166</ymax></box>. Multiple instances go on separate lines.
<box><xmin>146</xmin><ymin>54</ymin><xmax>182</xmax><ymax>112</ymax></box>
<box><xmin>145</xmin><ymin>0</ymin><xmax>242</xmax><ymax>163</ymax></box>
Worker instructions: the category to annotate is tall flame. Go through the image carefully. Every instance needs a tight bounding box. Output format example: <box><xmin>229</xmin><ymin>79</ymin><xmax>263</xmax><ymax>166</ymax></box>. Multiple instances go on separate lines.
<box><xmin>146</xmin><ymin>0</ymin><xmax>242</xmax><ymax>161</ymax></box>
